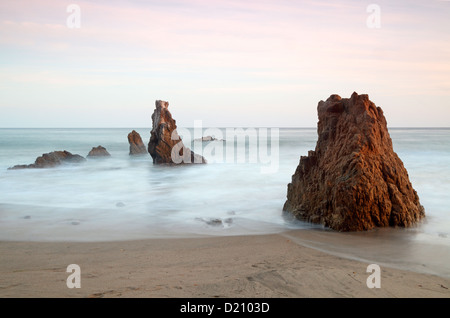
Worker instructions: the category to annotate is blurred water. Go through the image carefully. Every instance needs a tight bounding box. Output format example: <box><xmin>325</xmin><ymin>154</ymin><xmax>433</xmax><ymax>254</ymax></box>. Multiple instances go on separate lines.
<box><xmin>0</xmin><ymin>128</ymin><xmax>449</xmax><ymax>248</ymax></box>
<box><xmin>0</xmin><ymin>128</ymin><xmax>317</xmax><ymax>241</ymax></box>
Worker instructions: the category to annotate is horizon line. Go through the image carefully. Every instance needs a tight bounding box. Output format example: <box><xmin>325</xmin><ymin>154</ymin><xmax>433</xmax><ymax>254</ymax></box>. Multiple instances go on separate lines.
<box><xmin>0</xmin><ymin>126</ymin><xmax>450</xmax><ymax>130</ymax></box>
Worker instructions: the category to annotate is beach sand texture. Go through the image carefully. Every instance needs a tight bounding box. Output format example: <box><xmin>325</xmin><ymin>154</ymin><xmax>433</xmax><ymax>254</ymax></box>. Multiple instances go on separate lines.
<box><xmin>1</xmin><ymin>230</ymin><xmax>449</xmax><ymax>298</ymax></box>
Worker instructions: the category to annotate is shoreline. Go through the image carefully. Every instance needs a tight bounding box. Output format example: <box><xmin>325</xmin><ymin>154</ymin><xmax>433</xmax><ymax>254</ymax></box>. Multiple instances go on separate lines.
<box><xmin>1</xmin><ymin>230</ymin><xmax>449</xmax><ymax>298</ymax></box>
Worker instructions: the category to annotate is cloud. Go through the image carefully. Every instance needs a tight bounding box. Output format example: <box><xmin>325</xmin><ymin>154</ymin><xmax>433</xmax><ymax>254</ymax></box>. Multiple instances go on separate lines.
<box><xmin>1</xmin><ymin>0</ymin><xmax>450</xmax><ymax>127</ymax></box>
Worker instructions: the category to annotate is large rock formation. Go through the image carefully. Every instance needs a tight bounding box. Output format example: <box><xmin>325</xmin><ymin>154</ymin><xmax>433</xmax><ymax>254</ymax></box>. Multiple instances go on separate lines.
<box><xmin>87</xmin><ymin>145</ymin><xmax>110</xmax><ymax>158</ymax></box>
<box><xmin>8</xmin><ymin>151</ymin><xmax>86</xmax><ymax>169</ymax></box>
<box><xmin>128</xmin><ymin>130</ymin><xmax>147</xmax><ymax>155</ymax></box>
<box><xmin>148</xmin><ymin>100</ymin><xmax>206</xmax><ymax>164</ymax></box>
<box><xmin>283</xmin><ymin>92</ymin><xmax>425</xmax><ymax>231</ymax></box>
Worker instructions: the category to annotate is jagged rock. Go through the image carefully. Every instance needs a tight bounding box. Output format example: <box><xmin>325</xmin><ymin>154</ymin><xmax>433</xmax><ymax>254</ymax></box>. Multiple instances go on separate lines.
<box><xmin>128</xmin><ymin>130</ymin><xmax>147</xmax><ymax>155</ymax></box>
<box><xmin>148</xmin><ymin>100</ymin><xmax>206</xmax><ymax>164</ymax></box>
<box><xmin>8</xmin><ymin>151</ymin><xmax>86</xmax><ymax>169</ymax></box>
<box><xmin>87</xmin><ymin>145</ymin><xmax>110</xmax><ymax>158</ymax></box>
<box><xmin>283</xmin><ymin>92</ymin><xmax>425</xmax><ymax>232</ymax></box>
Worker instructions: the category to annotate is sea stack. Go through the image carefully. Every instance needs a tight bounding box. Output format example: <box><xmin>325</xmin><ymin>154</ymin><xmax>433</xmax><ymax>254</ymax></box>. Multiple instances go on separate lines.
<box><xmin>8</xmin><ymin>151</ymin><xmax>86</xmax><ymax>169</ymax></box>
<box><xmin>128</xmin><ymin>130</ymin><xmax>147</xmax><ymax>155</ymax></box>
<box><xmin>87</xmin><ymin>146</ymin><xmax>111</xmax><ymax>158</ymax></box>
<box><xmin>148</xmin><ymin>100</ymin><xmax>206</xmax><ymax>164</ymax></box>
<box><xmin>283</xmin><ymin>92</ymin><xmax>425</xmax><ymax>231</ymax></box>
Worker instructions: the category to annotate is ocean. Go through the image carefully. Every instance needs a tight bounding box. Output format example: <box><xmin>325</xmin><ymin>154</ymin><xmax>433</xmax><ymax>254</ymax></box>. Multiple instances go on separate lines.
<box><xmin>0</xmin><ymin>128</ymin><xmax>449</xmax><ymax>276</ymax></box>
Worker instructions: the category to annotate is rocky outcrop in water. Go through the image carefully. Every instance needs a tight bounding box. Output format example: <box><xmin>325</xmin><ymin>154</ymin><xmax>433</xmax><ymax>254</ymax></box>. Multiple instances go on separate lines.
<box><xmin>148</xmin><ymin>100</ymin><xmax>206</xmax><ymax>164</ymax></box>
<box><xmin>8</xmin><ymin>151</ymin><xmax>86</xmax><ymax>169</ymax></box>
<box><xmin>195</xmin><ymin>217</ymin><xmax>233</xmax><ymax>227</ymax></box>
<box><xmin>283</xmin><ymin>92</ymin><xmax>425</xmax><ymax>232</ymax></box>
<box><xmin>128</xmin><ymin>130</ymin><xmax>147</xmax><ymax>155</ymax></box>
<box><xmin>87</xmin><ymin>146</ymin><xmax>110</xmax><ymax>158</ymax></box>
<box><xmin>194</xmin><ymin>136</ymin><xmax>224</xmax><ymax>142</ymax></box>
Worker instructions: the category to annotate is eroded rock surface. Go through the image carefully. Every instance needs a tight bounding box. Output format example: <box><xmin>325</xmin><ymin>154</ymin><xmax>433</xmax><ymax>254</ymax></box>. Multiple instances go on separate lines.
<box><xmin>283</xmin><ymin>92</ymin><xmax>425</xmax><ymax>231</ymax></box>
<box><xmin>87</xmin><ymin>146</ymin><xmax>110</xmax><ymax>158</ymax></box>
<box><xmin>9</xmin><ymin>151</ymin><xmax>86</xmax><ymax>169</ymax></box>
<box><xmin>128</xmin><ymin>130</ymin><xmax>147</xmax><ymax>155</ymax></box>
<box><xmin>148</xmin><ymin>100</ymin><xmax>206</xmax><ymax>164</ymax></box>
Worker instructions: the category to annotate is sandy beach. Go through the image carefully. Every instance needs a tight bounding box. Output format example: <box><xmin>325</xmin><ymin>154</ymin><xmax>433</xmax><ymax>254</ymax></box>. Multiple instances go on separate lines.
<box><xmin>1</xmin><ymin>229</ymin><xmax>449</xmax><ymax>298</ymax></box>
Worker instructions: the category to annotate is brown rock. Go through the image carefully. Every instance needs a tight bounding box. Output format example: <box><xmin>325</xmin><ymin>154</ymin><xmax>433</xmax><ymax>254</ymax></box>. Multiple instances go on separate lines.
<box><xmin>87</xmin><ymin>146</ymin><xmax>110</xmax><ymax>158</ymax></box>
<box><xmin>8</xmin><ymin>151</ymin><xmax>86</xmax><ymax>169</ymax></box>
<box><xmin>148</xmin><ymin>100</ymin><xmax>206</xmax><ymax>164</ymax></box>
<box><xmin>127</xmin><ymin>130</ymin><xmax>147</xmax><ymax>155</ymax></box>
<box><xmin>194</xmin><ymin>136</ymin><xmax>221</xmax><ymax>142</ymax></box>
<box><xmin>283</xmin><ymin>92</ymin><xmax>425</xmax><ymax>231</ymax></box>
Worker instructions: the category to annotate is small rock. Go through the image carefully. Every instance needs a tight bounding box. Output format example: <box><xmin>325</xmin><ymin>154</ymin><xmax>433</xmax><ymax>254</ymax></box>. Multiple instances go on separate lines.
<box><xmin>206</xmin><ymin>219</ymin><xmax>223</xmax><ymax>226</ymax></box>
<box><xmin>194</xmin><ymin>136</ymin><xmax>224</xmax><ymax>142</ymax></box>
<box><xmin>128</xmin><ymin>130</ymin><xmax>148</xmax><ymax>155</ymax></box>
<box><xmin>87</xmin><ymin>146</ymin><xmax>111</xmax><ymax>158</ymax></box>
<box><xmin>196</xmin><ymin>217</ymin><xmax>233</xmax><ymax>227</ymax></box>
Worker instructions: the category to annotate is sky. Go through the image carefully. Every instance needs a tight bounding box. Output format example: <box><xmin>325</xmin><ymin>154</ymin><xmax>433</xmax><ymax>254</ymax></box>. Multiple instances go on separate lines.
<box><xmin>1</xmin><ymin>0</ymin><xmax>450</xmax><ymax>128</ymax></box>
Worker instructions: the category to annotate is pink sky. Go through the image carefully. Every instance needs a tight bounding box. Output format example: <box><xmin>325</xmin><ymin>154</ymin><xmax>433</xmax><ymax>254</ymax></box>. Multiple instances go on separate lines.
<box><xmin>1</xmin><ymin>0</ymin><xmax>450</xmax><ymax>127</ymax></box>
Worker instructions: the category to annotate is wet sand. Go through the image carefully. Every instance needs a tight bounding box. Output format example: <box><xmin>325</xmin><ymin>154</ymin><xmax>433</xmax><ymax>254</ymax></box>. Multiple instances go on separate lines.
<box><xmin>1</xmin><ymin>229</ymin><xmax>449</xmax><ymax>298</ymax></box>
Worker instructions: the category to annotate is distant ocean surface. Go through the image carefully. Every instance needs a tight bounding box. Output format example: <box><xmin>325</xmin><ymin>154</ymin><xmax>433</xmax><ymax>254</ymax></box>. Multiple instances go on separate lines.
<box><xmin>1</xmin><ymin>128</ymin><xmax>449</xmax><ymax>276</ymax></box>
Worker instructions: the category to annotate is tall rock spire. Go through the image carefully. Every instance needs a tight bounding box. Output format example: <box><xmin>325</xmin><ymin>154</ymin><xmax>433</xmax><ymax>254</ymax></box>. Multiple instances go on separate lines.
<box><xmin>148</xmin><ymin>100</ymin><xmax>206</xmax><ymax>164</ymax></box>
